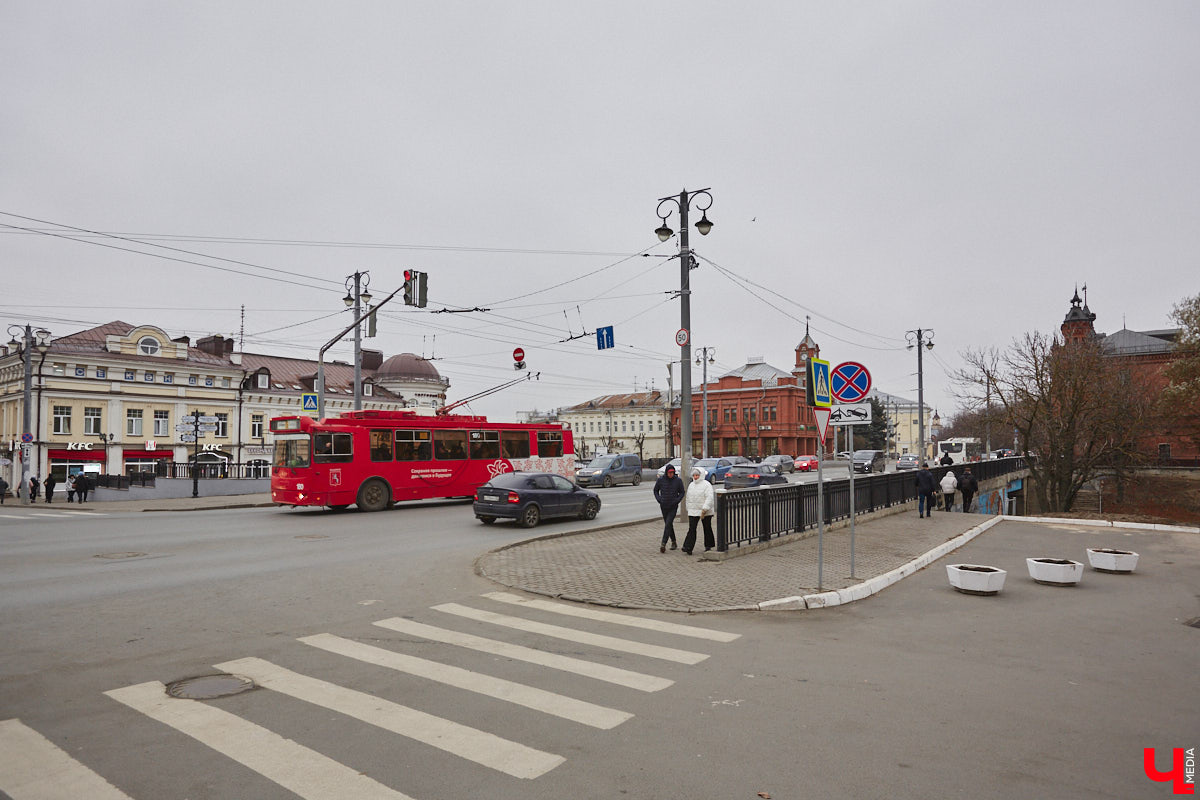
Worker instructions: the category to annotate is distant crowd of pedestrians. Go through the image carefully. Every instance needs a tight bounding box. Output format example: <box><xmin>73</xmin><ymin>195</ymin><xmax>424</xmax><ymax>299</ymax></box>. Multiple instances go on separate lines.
<box><xmin>0</xmin><ymin>473</ymin><xmax>93</xmax><ymax>504</ymax></box>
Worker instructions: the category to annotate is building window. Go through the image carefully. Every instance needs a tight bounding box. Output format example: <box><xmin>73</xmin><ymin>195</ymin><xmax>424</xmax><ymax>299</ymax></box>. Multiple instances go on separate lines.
<box><xmin>53</xmin><ymin>405</ymin><xmax>72</xmax><ymax>434</ymax></box>
<box><xmin>153</xmin><ymin>410</ymin><xmax>170</xmax><ymax>437</ymax></box>
<box><xmin>144</xmin><ymin>372</ymin><xmax>155</xmax><ymax>382</ymax></box>
<box><xmin>363</xmin><ymin>382</ymin><xmax>373</xmax><ymax>397</ymax></box>
<box><xmin>251</xmin><ymin>414</ymin><xmax>264</xmax><ymax>439</ymax></box>
<box><xmin>53</xmin><ymin>363</ymin><xmax>65</xmax><ymax>376</ymax></box>
<box><xmin>163</xmin><ymin>373</ymin><xmax>173</xmax><ymax>384</ymax></box>
<box><xmin>84</xmin><ymin>407</ymin><xmax>102</xmax><ymax>435</ymax></box>
<box><xmin>257</xmin><ymin>373</ymin><xmax>269</xmax><ymax>389</ymax></box>
<box><xmin>622</xmin><ymin>421</ymin><xmax>627</xmax><ymax>432</ymax></box>
<box><xmin>125</xmin><ymin>370</ymin><xmax>136</xmax><ymax>381</ymax></box>
<box><xmin>96</xmin><ymin>368</ymin><xmax>106</xmax><ymax>379</ymax></box>
<box><xmin>770</xmin><ymin>406</ymin><xmax>777</xmax><ymax>421</ymax></box>
<box><xmin>221</xmin><ymin>377</ymin><xmax>231</xmax><ymax>388</ymax></box>
<box><xmin>639</xmin><ymin>420</ymin><xmax>644</xmax><ymax>432</ymax></box>
<box><xmin>658</xmin><ymin>421</ymin><xmax>663</xmax><ymax>432</ymax></box>
<box><xmin>138</xmin><ymin>336</ymin><xmax>160</xmax><ymax>356</ymax></box>
<box><xmin>126</xmin><ymin>409</ymin><xmax>143</xmax><ymax>436</ymax></box>
<box><xmin>215</xmin><ymin>413</ymin><xmax>228</xmax><ymax>437</ymax></box>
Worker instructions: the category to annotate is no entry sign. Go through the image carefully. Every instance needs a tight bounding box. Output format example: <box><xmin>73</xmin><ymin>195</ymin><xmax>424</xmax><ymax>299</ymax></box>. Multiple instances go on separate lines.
<box><xmin>831</xmin><ymin>361</ymin><xmax>871</xmax><ymax>403</ymax></box>
<box><xmin>513</xmin><ymin>348</ymin><xmax>525</xmax><ymax>362</ymax></box>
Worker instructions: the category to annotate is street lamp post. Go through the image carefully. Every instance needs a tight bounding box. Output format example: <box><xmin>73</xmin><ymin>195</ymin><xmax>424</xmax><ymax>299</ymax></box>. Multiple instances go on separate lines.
<box><xmin>905</xmin><ymin>328</ymin><xmax>935</xmax><ymax>465</ymax></box>
<box><xmin>342</xmin><ymin>272</ymin><xmax>373</xmax><ymax>411</ymax></box>
<box><xmin>695</xmin><ymin>346</ymin><xmax>715</xmax><ymax>458</ymax></box>
<box><xmin>655</xmin><ymin>188</ymin><xmax>713</xmax><ymax>484</ymax></box>
<box><xmin>7</xmin><ymin>325</ymin><xmax>51</xmax><ymax>505</ymax></box>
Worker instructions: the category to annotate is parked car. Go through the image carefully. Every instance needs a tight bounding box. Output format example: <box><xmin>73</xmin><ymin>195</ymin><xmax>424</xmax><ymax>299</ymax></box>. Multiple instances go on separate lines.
<box><xmin>474</xmin><ymin>471</ymin><xmax>601</xmax><ymax>527</ymax></box>
<box><xmin>693</xmin><ymin>457</ymin><xmax>736</xmax><ymax>484</ymax></box>
<box><xmin>794</xmin><ymin>454</ymin><xmax>819</xmax><ymax>472</ymax></box>
<box><xmin>723</xmin><ymin>462</ymin><xmax>788</xmax><ymax>489</ymax></box>
<box><xmin>576</xmin><ymin>453</ymin><xmax>642</xmax><ymax>487</ymax></box>
<box><xmin>655</xmin><ymin>457</ymin><xmax>683</xmax><ymax>479</ymax></box>
<box><xmin>994</xmin><ymin>448</ymin><xmax>1017</xmax><ymax>458</ymax></box>
<box><xmin>852</xmin><ymin>449</ymin><xmax>886</xmax><ymax>473</ymax></box>
<box><xmin>836</xmin><ymin>451</ymin><xmax>852</xmax><ymax>460</ymax></box>
<box><xmin>896</xmin><ymin>454</ymin><xmax>920</xmax><ymax>471</ymax></box>
<box><xmin>761</xmin><ymin>454</ymin><xmax>795</xmax><ymax>473</ymax></box>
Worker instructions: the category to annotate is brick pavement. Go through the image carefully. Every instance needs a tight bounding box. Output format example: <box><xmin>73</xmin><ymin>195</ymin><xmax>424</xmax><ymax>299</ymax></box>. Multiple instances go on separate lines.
<box><xmin>477</xmin><ymin>506</ymin><xmax>988</xmax><ymax>612</ymax></box>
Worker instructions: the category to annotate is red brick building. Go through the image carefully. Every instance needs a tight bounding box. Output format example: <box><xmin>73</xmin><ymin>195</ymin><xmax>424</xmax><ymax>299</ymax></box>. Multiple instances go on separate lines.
<box><xmin>1060</xmin><ymin>288</ymin><xmax>1197</xmax><ymax>462</ymax></box>
<box><xmin>671</xmin><ymin>331</ymin><xmax>832</xmax><ymax>458</ymax></box>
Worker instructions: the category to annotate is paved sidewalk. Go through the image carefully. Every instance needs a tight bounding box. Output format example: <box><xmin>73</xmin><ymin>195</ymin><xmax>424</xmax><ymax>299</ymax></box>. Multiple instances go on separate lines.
<box><xmin>478</xmin><ymin>506</ymin><xmax>993</xmax><ymax>612</ymax></box>
<box><xmin>0</xmin><ymin>493</ymin><xmax>275</xmax><ymax>513</ymax></box>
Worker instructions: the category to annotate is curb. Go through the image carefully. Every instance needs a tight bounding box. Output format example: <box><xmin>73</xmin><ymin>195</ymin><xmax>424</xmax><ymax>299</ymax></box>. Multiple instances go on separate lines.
<box><xmin>1008</xmin><ymin>515</ymin><xmax>1199</xmax><ymax>534</ymax></box>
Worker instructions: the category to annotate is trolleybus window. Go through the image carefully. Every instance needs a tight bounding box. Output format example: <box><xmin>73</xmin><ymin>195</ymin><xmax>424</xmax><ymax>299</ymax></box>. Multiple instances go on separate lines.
<box><xmin>470</xmin><ymin>430</ymin><xmax>500</xmax><ymax>460</ymax></box>
<box><xmin>396</xmin><ymin>430</ymin><xmax>431</xmax><ymax>461</ymax></box>
<box><xmin>501</xmin><ymin>430</ymin><xmax>530</xmax><ymax>459</ymax></box>
<box><xmin>435</xmin><ymin>430</ymin><xmax>468</xmax><ymax>460</ymax></box>
<box><xmin>314</xmin><ymin>432</ymin><xmax>353</xmax><ymax>463</ymax></box>
<box><xmin>369</xmin><ymin>430</ymin><xmax>394</xmax><ymax>462</ymax></box>
<box><xmin>273</xmin><ymin>437</ymin><xmax>310</xmax><ymax>468</ymax></box>
<box><xmin>537</xmin><ymin>430</ymin><xmax>563</xmax><ymax>458</ymax></box>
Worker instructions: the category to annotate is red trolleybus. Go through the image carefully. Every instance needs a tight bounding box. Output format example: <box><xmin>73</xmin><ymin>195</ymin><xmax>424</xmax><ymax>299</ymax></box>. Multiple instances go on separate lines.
<box><xmin>270</xmin><ymin>410</ymin><xmax>576</xmax><ymax>511</ymax></box>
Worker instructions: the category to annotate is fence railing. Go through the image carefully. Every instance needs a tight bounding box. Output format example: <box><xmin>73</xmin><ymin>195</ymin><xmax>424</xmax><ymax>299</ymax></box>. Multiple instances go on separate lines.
<box><xmin>715</xmin><ymin>457</ymin><xmax>1029</xmax><ymax>552</ymax></box>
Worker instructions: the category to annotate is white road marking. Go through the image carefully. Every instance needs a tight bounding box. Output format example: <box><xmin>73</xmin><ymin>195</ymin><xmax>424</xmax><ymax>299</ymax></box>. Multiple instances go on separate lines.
<box><xmin>0</xmin><ymin>514</ymin><xmax>36</xmax><ymax>519</ymax></box>
<box><xmin>432</xmin><ymin>603</ymin><xmax>709</xmax><ymax>665</ymax></box>
<box><xmin>59</xmin><ymin>511</ymin><xmax>106</xmax><ymax>517</ymax></box>
<box><xmin>215</xmin><ymin>657</ymin><xmax>563</xmax><ymax>780</ymax></box>
<box><xmin>300</xmin><ymin>633</ymin><xmax>631</xmax><ymax>729</ymax></box>
<box><xmin>482</xmin><ymin>592</ymin><xmax>741</xmax><ymax>642</ymax></box>
<box><xmin>25</xmin><ymin>513</ymin><xmax>78</xmax><ymax>518</ymax></box>
<box><xmin>104</xmin><ymin>681</ymin><xmax>412</xmax><ymax>799</ymax></box>
<box><xmin>0</xmin><ymin>718</ymin><xmax>133</xmax><ymax>800</ymax></box>
<box><xmin>373</xmin><ymin>617</ymin><xmax>672</xmax><ymax>692</ymax></box>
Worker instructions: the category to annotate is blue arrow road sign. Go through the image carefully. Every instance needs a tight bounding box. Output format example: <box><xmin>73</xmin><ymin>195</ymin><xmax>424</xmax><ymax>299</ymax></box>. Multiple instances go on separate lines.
<box><xmin>597</xmin><ymin>326</ymin><xmax>614</xmax><ymax>350</ymax></box>
<box><xmin>831</xmin><ymin>361</ymin><xmax>872</xmax><ymax>403</ymax></box>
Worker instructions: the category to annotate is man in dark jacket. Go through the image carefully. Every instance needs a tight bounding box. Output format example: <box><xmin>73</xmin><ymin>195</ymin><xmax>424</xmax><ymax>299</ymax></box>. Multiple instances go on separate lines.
<box><xmin>958</xmin><ymin>466</ymin><xmax>979</xmax><ymax>512</ymax></box>
<box><xmin>29</xmin><ymin>475</ymin><xmax>40</xmax><ymax>503</ymax></box>
<box><xmin>653</xmin><ymin>465</ymin><xmax>685</xmax><ymax>553</ymax></box>
<box><xmin>44</xmin><ymin>474</ymin><xmax>57</xmax><ymax>503</ymax></box>
<box><xmin>76</xmin><ymin>473</ymin><xmax>90</xmax><ymax>503</ymax></box>
<box><xmin>939</xmin><ymin>452</ymin><xmax>954</xmax><ymax>467</ymax></box>
<box><xmin>915</xmin><ymin>464</ymin><xmax>937</xmax><ymax>518</ymax></box>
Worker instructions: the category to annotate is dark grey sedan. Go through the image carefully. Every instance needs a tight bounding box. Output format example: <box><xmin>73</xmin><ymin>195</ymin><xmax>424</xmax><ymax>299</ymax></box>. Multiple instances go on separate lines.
<box><xmin>722</xmin><ymin>462</ymin><xmax>789</xmax><ymax>489</ymax></box>
<box><xmin>473</xmin><ymin>471</ymin><xmax>601</xmax><ymax>528</ymax></box>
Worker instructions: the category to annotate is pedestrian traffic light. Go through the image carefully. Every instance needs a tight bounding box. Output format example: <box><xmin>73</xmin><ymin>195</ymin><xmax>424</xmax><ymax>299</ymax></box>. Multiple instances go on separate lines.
<box><xmin>403</xmin><ymin>270</ymin><xmax>415</xmax><ymax>306</ymax></box>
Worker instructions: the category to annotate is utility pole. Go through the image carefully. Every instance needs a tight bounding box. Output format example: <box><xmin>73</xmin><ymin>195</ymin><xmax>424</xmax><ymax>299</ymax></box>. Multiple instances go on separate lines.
<box><xmin>696</xmin><ymin>347</ymin><xmax>715</xmax><ymax>458</ymax></box>
<box><xmin>906</xmin><ymin>328</ymin><xmax>935</xmax><ymax>465</ymax></box>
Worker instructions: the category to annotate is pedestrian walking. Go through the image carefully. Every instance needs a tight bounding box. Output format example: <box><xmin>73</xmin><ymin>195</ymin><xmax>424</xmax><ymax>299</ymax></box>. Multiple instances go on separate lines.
<box><xmin>76</xmin><ymin>473</ymin><xmax>90</xmax><ymax>503</ymax></box>
<box><xmin>681</xmin><ymin>467</ymin><xmax>715</xmax><ymax>555</ymax></box>
<box><xmin>652</xmin><ymin>464</ymin><xmax>685</xmax><ymax>553</ymax></box>
<box><xmin>939</xmin><ymin>451</ymin><xmax>954</xmax><ymax>467</ymax></box>
<box><xmin>940</xmin><ymin>469</ymin><xmax>958</xmax><ymax>512</ymax></box>
<box><xmin>959</xmin><ymin>467</ymin><xmax>978</xmax><ymax>512</ymax></box>
<box><xmin>29</xmin><ymin>475</ymin><xmax>40</xmax><ymax>503</ymax></box>
<box><xmin>44</xmin><ymin>474</ymin><xmax>57</xmax><ymax>503</ymax></box>
<box><xmin>66</xmin><ymin>473</ymin><xmax>76</xmax><ymax>502</ymax></box>
<box><xmin>915</xmin><ymin>463</ymin><xmax>937</xmax><ymax>518</ymax></box>
<box><xmin>0</xmin><ymin>476</ymin><xmax>8</xmax><ymax>504</ymax></box>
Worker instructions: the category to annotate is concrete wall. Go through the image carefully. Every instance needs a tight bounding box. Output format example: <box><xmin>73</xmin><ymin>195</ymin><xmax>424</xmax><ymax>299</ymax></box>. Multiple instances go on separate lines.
<box><xmin>92</xmin><ymin>478</ymin><xmax>270</xmax><ymax>502</ymax></box>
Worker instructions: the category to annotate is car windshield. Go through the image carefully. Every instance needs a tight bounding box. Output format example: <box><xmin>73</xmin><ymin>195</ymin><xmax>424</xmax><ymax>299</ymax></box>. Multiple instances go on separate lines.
<box><xmin>485</xmin><ymin>472</ymin><xmax>536</xmax><ymax>489</ymax></box>
<box><xmin>694</xmin><ymin>459</ymin><xmax>719</xmax><ymax>468</ymax></box>
<box><xmin>588</xmin><ymin>456</ymin><xmax>617</xmax><ymax>468</ymax></box>
<box><xmin>853</xmin><ymin>450</ymin><xmax>876</xmax><ymax>458</ymax></box>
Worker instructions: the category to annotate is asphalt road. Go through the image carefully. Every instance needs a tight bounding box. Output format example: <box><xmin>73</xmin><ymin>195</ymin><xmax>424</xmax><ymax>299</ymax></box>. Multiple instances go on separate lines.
<box><xmin>1</xmin><ymin>502</ymin><xmax>1195</xmax><ymax>799</ymax></box>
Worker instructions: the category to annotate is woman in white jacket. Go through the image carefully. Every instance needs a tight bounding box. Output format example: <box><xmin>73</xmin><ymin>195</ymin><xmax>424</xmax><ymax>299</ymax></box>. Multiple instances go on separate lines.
<box><xmin>682</xmin><ymin>467</ymin><xmax>716</xmax><ymax>554</ymax></box>
<box><xmin>939</xmin><ymin>470</ymin><xmax>958</xmax><ymax>512</ymax></box>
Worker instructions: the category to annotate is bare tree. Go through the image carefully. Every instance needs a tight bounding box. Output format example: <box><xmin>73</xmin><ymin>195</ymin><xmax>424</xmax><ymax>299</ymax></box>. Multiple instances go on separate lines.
<box><xmin>1160</xmin><ymin>292</ymin><xmax>1200</xmax><ymax>451</ymax></box>
<box><xmin>958</xmin><ymin>332</ymin><xmax>1151</xmax><ymax>512</ymax></box>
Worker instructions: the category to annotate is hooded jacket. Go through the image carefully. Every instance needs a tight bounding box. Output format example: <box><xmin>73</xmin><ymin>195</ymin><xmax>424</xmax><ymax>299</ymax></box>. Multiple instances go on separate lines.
<box><xmin>940</xmin><ymin>471</ymin><xmax>958</xmax><ymax>494</ymax></box>
<box><xmin>653</xmin><ymin>469</ymin><xmax>685</xmax><ymax>507</ymax></box>
<box><xmin>685</xmin><ymin>470</ymin><xmax>715</xmax><ymax>517</ymax></box>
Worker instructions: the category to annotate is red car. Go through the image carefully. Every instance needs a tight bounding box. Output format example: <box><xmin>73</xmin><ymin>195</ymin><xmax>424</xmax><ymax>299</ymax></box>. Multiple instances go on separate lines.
<box><xmin>795</xmin><ymin>455</ymin><xmax>819</xmax><ymax>472</ymax></box>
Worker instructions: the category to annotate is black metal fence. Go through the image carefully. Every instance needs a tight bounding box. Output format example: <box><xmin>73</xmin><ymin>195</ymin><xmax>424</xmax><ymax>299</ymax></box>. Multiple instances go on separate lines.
<box><xmin>91</xmin><ymin>462</ymin><xmax>271</xmax><ymax>490</ymax></box>
<box><xmin>715</xmin><ymin>457</ymin><xmax>1029</xmax><ymax>552</ymax></box>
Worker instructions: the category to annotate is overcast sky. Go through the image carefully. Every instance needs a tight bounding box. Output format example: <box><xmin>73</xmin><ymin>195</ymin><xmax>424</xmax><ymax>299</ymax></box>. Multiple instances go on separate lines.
<box><xmin>3</xmin><ymin>1</ymin><xmax>1197</xmax><ymax>422</ymax></box>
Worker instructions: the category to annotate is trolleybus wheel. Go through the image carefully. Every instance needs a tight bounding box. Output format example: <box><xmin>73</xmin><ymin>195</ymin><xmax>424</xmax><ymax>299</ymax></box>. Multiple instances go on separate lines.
<box><xmin>518</xmin><ymin>504</ymin><xmax>541</xmax><ymax>528</ymax></box>
<box><xmin>357</xmin><ymin>479</ymin><xmax>390</xmax><ymax>512</ymax></box>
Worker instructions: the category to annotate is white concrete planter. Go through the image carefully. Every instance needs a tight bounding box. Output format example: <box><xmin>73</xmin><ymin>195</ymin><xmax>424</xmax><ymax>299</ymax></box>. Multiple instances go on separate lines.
<box><xmin>1026</xmin><ymin>557</ymin><xmax>1084</xmax><ymax>586</ymax></box>
<box><xmin>946</xmin><ymin>564</ymin><xmax>1007</xmax><ymax>596</ymax></box>
<box><xmin>1086</xmin><ymin>548</ymin><xmax>1139</xmax><ymax>574</ymax></box>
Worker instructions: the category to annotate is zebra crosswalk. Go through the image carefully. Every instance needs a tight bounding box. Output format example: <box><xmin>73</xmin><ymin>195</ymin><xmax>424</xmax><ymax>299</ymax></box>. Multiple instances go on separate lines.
<box><xmin>0</xmin><ymin>509</ymin><xmax>107</xmax><ymax>521</ymax></box>
<box><xmin>2</xmin><ymin>592</ymin><xmax>740</xmax><ymax>799</ymax></box>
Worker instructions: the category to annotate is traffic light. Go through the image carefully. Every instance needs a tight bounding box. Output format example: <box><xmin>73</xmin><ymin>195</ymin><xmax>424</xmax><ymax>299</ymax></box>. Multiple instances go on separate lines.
<box><xmin>416</xmin><ymin>270</ymin><xmax>428</xmax><ymax>308</ymax></box>
<box><xmin>403</xmin><ymin>270</ymin><xmax>415</xmax><ymax>306</ymax></box>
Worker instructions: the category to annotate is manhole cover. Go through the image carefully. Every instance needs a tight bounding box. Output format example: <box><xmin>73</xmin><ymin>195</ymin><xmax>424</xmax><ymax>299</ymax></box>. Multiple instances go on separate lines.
<box><xmin>166</xmin><ymin>674</ymin><xmax>255</xmax><ymax>700</ymax></box>
<box><xmin>295</xmin><ymin>534</ymin><xmax>330</xmax><ymax>540</ymax></box>
<box><xmin>94</xmin><ymin>552</ymin><xmax>147</xmax><ymax>560</ymax></box>
<box><xmin>1185</xmin><ymin>617</ymin><xmax>1200</xmax><ymax>629</ymax></box>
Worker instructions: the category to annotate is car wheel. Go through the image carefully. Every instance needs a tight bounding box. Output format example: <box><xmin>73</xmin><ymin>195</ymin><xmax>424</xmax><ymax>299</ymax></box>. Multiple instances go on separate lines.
<box><xmin>631</xmin><ymin>473</ymin><xmax>641</xmax><ymax>486</ymax></box>
<box><xmin>478</xmin><ymin>516</ymin><xmax>496</xmax><ymax>526</ymax></box>
<box><xmin>518</xmin><ymin>504</ymin><xmax>541</xmax><ymax>528</ymax></box>
<box><xmin>579</xmin><ymin>498</ymin><xmax>599</xmax><ymax>520</ymax></box>
<box><xmin>602</xmin><ymin>476</ymin><xmax>613</xmax><ymax>488</ymax></box>
<box><xmin>356</xmin><ymin>479</ymin><xmax>389</xmax><ymax>512</ymax></box>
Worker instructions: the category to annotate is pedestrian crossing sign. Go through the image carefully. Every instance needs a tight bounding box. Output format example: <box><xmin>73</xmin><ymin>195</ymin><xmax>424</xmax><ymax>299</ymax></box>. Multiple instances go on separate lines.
<box><xmin>808</xmin><ymin>358</ymin><xmax>831</xmax><ymax>408</ymax></box>
<box><xmin>302</xmin><ymin>393</ymin><xmax>319</xmax><ymax>413</ymax></box>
